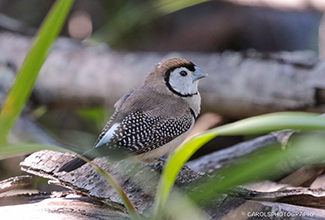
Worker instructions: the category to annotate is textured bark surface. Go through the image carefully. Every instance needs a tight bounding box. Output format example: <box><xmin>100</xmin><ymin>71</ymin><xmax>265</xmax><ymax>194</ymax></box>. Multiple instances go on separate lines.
<box><xmin>20</xmin><ymin>150</ymin><xmax>205</xmax><ymax>213</ymax></box>
<box><xmin>0</xmin><ymin>32</ymin><xmax>325</xmax><ymax>118</ymax></box>
<box><xmin>13</xmin><ymin>152</ymin><xmax>325</xmax><ymax>220</ymax></box>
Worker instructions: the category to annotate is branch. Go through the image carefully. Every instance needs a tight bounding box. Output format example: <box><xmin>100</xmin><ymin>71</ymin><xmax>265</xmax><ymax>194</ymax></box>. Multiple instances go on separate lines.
<box><xmin>0</xmin><ymin>175</ymin><xmax>32</xmax><ymax>193</ymax></box>
<box><xmin>187</xmin><ymin>130</ymin><xmax>295</xmax><ymax>173</ymax></box>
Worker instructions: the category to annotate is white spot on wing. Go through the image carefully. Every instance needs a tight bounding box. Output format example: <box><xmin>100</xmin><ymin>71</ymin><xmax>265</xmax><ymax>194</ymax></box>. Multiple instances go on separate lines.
<box><xmin>95</xmin><ymin>123</ymin><xmax>119</xmax><ymax>148</ymax></box>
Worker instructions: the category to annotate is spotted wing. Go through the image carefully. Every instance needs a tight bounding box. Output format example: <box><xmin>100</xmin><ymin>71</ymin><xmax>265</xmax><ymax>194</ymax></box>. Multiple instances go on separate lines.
<box><xmin>94</xmin><ymin>110</ymin><xmax>194</xmax><ymax>154</ymax></box>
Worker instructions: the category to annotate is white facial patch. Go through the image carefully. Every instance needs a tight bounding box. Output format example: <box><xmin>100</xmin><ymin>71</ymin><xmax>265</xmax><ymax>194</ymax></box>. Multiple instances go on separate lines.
<box><xmin>95</xmin><ymin>123</ymin><xmax>120</xmax><ymax>148</ymax></box>
<box><xmin>169</xmin><ymin>67</ymin><xmax>198</xmax><ymax>96</ymax></box>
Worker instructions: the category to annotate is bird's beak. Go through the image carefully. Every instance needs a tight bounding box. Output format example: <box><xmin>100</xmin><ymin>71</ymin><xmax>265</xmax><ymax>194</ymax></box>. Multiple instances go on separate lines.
<box><xmin>192</xmin><ymin>67</ymin><xmax>208</xmax><ymax>82</ymax></box>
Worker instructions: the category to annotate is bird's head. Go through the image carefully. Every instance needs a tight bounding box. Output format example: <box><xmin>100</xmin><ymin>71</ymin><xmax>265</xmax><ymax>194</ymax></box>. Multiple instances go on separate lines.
<box><xmin>144</xmin><ymin>58</ymin><xmax>208</xmax><ymax>97</ymax></box>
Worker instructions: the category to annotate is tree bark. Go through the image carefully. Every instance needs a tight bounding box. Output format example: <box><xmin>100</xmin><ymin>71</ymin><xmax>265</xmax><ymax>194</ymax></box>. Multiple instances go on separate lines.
<box><xmin>20</xmin><ymin>150</ymin><xmax>206</xmax><ymax>213</ymax></box>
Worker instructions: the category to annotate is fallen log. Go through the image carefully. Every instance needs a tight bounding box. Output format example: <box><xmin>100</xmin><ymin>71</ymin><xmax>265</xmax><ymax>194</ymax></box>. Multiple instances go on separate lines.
<box><xmin>0</xmin><ymin>32</ymin><xmax>324</xmax><ymax>118</ymax></box>
<box><xmin>20</xmin><ymin>150</ymin><xmax>205</xmax><ymax>213</ymax></box>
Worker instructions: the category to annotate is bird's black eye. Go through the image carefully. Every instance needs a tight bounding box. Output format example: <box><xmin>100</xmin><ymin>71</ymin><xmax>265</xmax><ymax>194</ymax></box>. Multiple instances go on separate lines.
<box><xmin>179</xmin><ymin>70</ymin><xmax>187</xmax><ymax>76</ymax></box>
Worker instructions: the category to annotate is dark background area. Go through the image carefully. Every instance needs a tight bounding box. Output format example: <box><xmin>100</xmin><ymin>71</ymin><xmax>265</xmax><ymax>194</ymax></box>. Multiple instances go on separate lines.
<box><xmin>0</xmin><ymin>0</ymin><xmax>322</xmax><ymax>52</ymax></box>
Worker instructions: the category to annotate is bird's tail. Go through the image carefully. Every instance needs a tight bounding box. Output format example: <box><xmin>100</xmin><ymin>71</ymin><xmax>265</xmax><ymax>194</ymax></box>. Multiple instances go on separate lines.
<box><xmin>58</xmin><ymin>149</ymin><xmax>94</xmax><ymax>172</ymax></box>
<box><xmin>58</xmin><ymin>157</ymin><xmax>87</xmax><ymax>172</ymax></box>
<box><xmin>58</xmin><ymin>146</ymin><xmax>130</xmax><ymax>172</ymax></box>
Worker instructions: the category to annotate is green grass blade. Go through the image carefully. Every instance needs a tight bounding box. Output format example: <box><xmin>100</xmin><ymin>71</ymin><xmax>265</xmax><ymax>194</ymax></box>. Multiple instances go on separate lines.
<box><xmin>209</xmin><ymin>112</ymin><xmax>322</xmax><ymax>136</ymax></box>
<box><xmin>155</xmin><ymin>0</ymin><xmax>208</xmax><ymax>14</ymax></box>
<box><xmin>189</xmin><ymin>135</ymin><xmax>325</xmax><ymax>203</ymax></box>
<box><xmin>0</xmin><ymin>0</ymin><xmax>74</xmax><ymax>144</ymax></box>
<box><xmin>164</xmin><ymin>190</ymin><xmax>210</xmax><ymax>220</ymax></box>
<box><xmin>0</xmin><ymin>143</ymin><xmax>72</xmax><ymax>160</ymax></box>
<box><xmin>87</xmin><ymin>161</ymin><xmax>141</xmax><ymax>219</ymax></box>
<box><xmin>153</xmin><ymin>112</ymin><xmax>325</xmax><ymax>216</ymax></box>
<box><xmin>189</xmin><ymin>144</ymin><xmax>288</xmax><ymax>203</ymax></box>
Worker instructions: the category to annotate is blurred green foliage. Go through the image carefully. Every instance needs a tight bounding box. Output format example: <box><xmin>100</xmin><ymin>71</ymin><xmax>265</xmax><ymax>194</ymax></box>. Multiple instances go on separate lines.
<box><xmin>76</xmin><ymin>107</ymin><xmax>112</xmax><ymax>131</ymax></box>
<box><xmin>92</xmin><ymin>0</ymin><xmax>208</xmax><ymax>47</ymax></box>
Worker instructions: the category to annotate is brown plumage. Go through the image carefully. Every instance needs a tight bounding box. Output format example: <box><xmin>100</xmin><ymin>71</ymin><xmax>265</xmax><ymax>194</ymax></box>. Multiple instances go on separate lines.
<box><xmin>59</xmin><ymin>58</ymin><xmax>207</xmax><ymax>172</ymax></box>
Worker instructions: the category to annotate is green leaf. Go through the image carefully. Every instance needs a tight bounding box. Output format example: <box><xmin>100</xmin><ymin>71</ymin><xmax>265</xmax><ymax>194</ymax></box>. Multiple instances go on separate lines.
<box><xmin>0</xmin><ymin>0</ymin><xmax>74</xmax><ymax>144</ymax></box>
<box><xmin>153</xmin><ymin>112</ymin><xmax>325</xmax><ymax>216</ymax></box>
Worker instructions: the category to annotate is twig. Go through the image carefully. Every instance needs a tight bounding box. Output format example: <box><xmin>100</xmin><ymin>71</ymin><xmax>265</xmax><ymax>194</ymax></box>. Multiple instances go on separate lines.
<box><xmin>0</xmin><ymin>175</ymin><xmax>32</xmax><ymax>193</ymax></box>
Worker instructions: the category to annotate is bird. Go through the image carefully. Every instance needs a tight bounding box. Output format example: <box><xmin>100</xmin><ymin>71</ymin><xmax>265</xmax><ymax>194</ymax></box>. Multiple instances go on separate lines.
<box><xmin>58</xmin><ymin>58</ymin><xmax>208</xmax><ymax>172</ymax></box>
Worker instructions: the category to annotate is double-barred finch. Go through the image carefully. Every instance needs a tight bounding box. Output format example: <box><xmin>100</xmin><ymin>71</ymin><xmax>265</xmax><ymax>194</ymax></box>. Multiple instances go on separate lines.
<box><xmin>59</xmin><ymin>58</ymin><xmax>208</xmax><ymax>172</ymax></box>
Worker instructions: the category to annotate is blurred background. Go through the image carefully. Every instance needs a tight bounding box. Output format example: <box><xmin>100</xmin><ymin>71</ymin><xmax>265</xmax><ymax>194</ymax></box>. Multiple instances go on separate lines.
<box><xmin>0</xmin><ymin>0</ymin><xmax>324</xmax><ymax>52</ymax></box>
<box><xmin>0</xmin><ymin>0</ymin><xmax>325</xmax><ymax>191</ymax></box>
